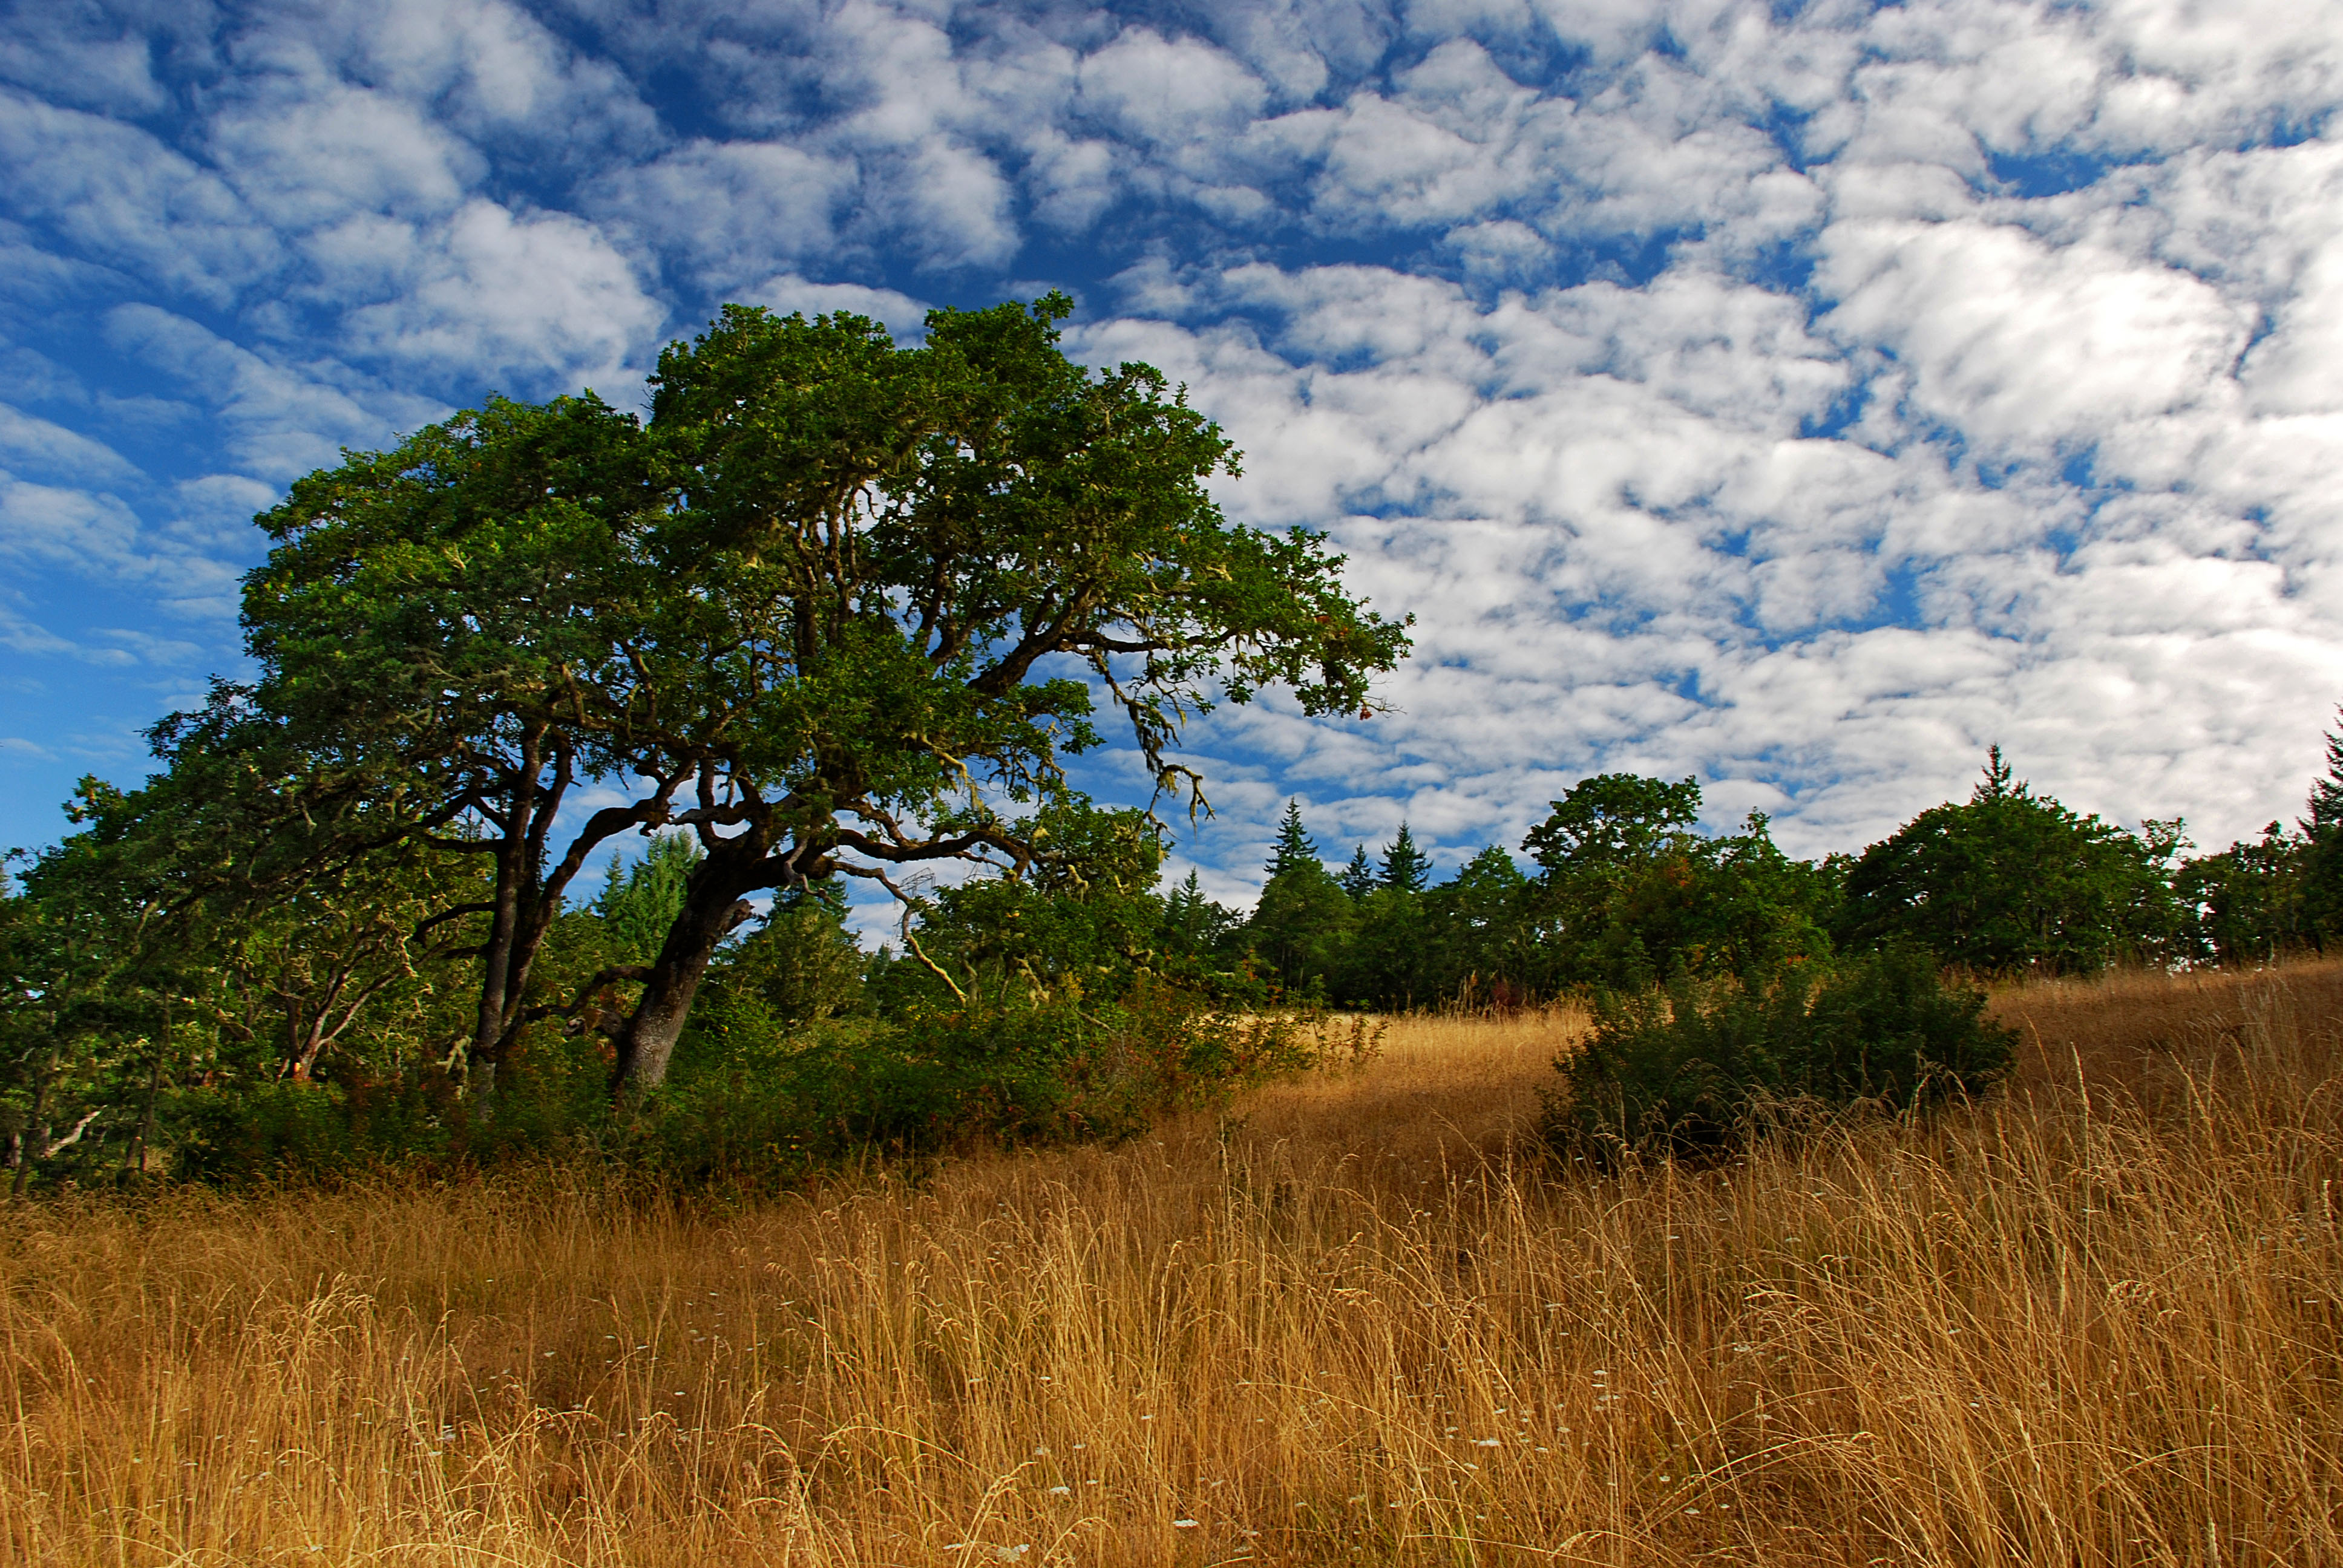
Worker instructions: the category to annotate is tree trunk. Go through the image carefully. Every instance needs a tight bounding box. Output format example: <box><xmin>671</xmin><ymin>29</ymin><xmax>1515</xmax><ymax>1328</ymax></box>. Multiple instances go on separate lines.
<box><xmin>128</xmin><ymin>1047</ymin><xmax>163</xmax><ymax>1175</ymax></box>
<box><xmin>465</xmin><ymin>735</ymin><xmax>671</xmax><ymax>1097</ymax></box>
<box><xmin>477</xmin><ymin>813</ymin><xmax>534</xmax><ymax>1062</ymax></box>
<box><xmin>286</xmin><ymin>1016</ymin><xmax>330</xmax><ymax>1081</ymax></box>
<box><xmin>469</xmin><ymin>835</ymin><xmax>523</xmax><ymax>1095</ymax></box>
<box><xmin>11</xmin><ymin>1050</ymin><xmax>50</xmax><ymax>1200</ymax></box>
<box><xmin>609</xmin><ymin>854</ymin><xmax>759</xmax><ymax>1095</ymax></box>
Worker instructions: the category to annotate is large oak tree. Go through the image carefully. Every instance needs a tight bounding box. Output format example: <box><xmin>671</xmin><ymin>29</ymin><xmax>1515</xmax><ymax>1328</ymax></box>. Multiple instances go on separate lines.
<box><xmin>229</xmin><ymin>295</ymin><xmax>1409</xmax><ymax>1094</ymax></box>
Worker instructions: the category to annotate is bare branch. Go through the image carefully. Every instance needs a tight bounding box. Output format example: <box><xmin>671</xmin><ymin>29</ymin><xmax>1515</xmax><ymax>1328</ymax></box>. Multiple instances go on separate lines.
<box><xmin>860</xmin><ymin>864</ymin><xmax>969</xmax><ymax>1005</ymax></box>
<box><xmin>39</xmin><ymin>1109</ymin><xmax>105</xmax><ymax>1160</ymax></box>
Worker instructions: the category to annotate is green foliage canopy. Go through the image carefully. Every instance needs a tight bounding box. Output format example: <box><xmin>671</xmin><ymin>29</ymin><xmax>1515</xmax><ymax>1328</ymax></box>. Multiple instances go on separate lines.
<box><xmin>1837</xmin><ymin>749</ymin><xmax>2179</xmax><ymax>975</ymax></box>
<box><xmin>215</xmin><ymin>296</ymin><xmax>1408</xmax><ymax>1095</ymax></box>
<box><xmin>1523</xmin><ymin>774</ymin><xmax>1834</xmax><ymax>991</ymax></box>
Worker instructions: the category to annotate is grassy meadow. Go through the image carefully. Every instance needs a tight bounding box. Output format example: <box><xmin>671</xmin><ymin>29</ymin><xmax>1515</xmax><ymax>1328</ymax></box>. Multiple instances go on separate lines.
<box><xmin>4</xmin><ymin>963</ymin><xmax>2342</xmax><ymax>1566</ymax></box>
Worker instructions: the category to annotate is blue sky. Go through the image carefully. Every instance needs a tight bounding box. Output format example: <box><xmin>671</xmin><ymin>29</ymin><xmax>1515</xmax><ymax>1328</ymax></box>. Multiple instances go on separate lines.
<box><xmin>5</xmin><ymin>0</ymin><xmax>2343</xmax><ymax>911</ymax></box>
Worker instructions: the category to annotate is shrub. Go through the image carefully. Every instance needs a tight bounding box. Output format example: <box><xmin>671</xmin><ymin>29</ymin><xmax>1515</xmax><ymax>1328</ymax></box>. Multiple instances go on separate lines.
<box><xmin>635</xmin><ymin>973</ymin><xmax>1321</xmax><ymax>1183</ymax></box>
<box><xmin>1545</xmin><ymin>946</ymin><xmax>2015</xmax><ymax>1160</ymax></box>
<box><xmin>168</xmin><ymin>1070</ymin><xmax>464</xmax><ymax>1182</ymax></box>
<box><xmin>165</xmin><ymin>1033</ymin><xmax>615</xmax><ymax>1183</ymax></box>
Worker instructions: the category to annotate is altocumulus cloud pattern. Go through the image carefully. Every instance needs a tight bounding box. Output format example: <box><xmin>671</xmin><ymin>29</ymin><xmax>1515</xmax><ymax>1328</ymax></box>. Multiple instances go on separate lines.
<box><xmin>4</xmin><ymin>0</ymin><xmax>2342</xmax><ymax>902</ymax></box>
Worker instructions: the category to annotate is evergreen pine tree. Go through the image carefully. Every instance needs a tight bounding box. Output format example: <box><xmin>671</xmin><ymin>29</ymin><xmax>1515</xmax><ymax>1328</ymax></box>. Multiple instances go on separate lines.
<box><xmin>1165</xmin><ymin>869</ymin><xmax>1240</xmax><ymax>957</ymax></box>
<box><xmin>1250</xmin><ymin>801</ymin><xmax>1352</xmax><ymax>994</ymax></box>
<box><xmin>1974</xmin><ymin>744</ymin><xmax>2021</xmax><ymax>802</ymax></box>
<box><xmin>1340</xmin><ymin>844</ymin><xmax>1377</xmax><ymax>900</ymax></box>
<box><xmin>1167</xmin><ymin>869</ymin><xmax>1204</xmax><ymax>918</ymax></box>
<box><xmin>594</xmin><ymin>832</ymin><xmax>704</xmax><ymax>964</ymax></box>
<box><xmin>2305</xmin><ymin>711</ymin><xmax>2343</xmax><ymax>835</ymax></box>
<box><xmin>1265</xmin><ymin>799</ymin><xmax>1319</xmax><ymax>879</ymax></box>
<box><xmin>1380</xmin><ymin>820</ymin><xmax>1430</xmax><ymax>894</ymax></box>
<box><xmin>2302</xmin><ymin>710</ymin><xmax>2343</xmax><ymax>945</ymax></box>
<box><xmin>1165</xmin><ymin>869</ymin><xmax>1205</xmax><ymax>943</ymax></box>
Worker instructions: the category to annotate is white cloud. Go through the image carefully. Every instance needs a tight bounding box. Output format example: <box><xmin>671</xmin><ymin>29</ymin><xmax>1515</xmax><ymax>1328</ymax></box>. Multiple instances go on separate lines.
<box><xmin>0</xmin><ymin>469</ymin><xmax>145</xmax><ymax>575</ymax></box>
<box><xmin>103</xmin><ymin>304</ymin><xmax>440</xmax><ymax>476</ymax></box>
<box><xmin>239</xmin><ymin>0</ymin><xmax>657</xmax><ymax>151</ymax></box>
<box><xmin>0</xmin><ymin>460</ymin><xmax>247</xmax><ymax>624</ymax></box>
<box><xmin>2237</xmin><ymin>237</ymin><xmax>2343</xmax><ymax>416</ymax></box>
<box><xmin>0</xmin><ymin>601</ymin><xmax>81</xmax><ymax>662</ymax></box>
<box><xmin>0</xmin><ymin>88</ymin><xmax>274</xmax><ymax>306</ymax></box>
<box><xmin>1080</xmin><ymin>28</ymin><xmax>1270</xmax><ymax>145</ymax></box>
<box><xmin>1817</xmin><ymin>217</ymin><xmax>2253</xmax><ymax>451</ymax></box>
<box><xmin>338</xmin><ymin>199</ymin><xmax>664</xmax><ymax>385</ymax></box>
<box><xmin>10</xmin><ymin>0</ymin><xmax>2343</xmax><ymax>870</ymax></box>
<box><xmin>0</xmin><ymin>5</ymin><xmax>177</xmax><ymax>116</ymax></box>
<box><xmin>163</xmin><ymin>472</ymin><xmax>280</xmax><ymax>563</ymax></box>
<box><xmin>592</xmin><ymin>140</ymin><xmax>853</xmax><ymax>289</ymax></box>
<box><xmin>0</xmin><ymin>403</ymin><xmax>140</xmax><ymax>485</ymax></box>
<box><xmin>746</xmin><ymin>273</ymin><xmax>931</xmax><ymax>338</ymax></box>
<box><xmin>1446</xmin><ymin>217</ymin><xmax>1550</xmax><ymax>281</ymax></box>
<box><xmin>206</xmin><ymin>78</ymin><xmax>477</xmax><ymax>229</ymax></box>
<box><xmin>1075</xmin><ymin>222</ymin><xmax>2343</xmax><ymax>867</ymax></box>
<box><xmin>1022</xmin><ymin>129</ymin><xmax>1120</xmax><ymax>232</ymax></box>
<box><xmin>876</xmin><ymin>135</ymin><xmax>1021</xmax><ymax>269</ymax></box>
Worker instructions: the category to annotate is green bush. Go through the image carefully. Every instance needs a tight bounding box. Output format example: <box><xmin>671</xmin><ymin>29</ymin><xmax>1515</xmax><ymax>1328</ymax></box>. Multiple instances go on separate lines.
<box><xmin>641</xmin><ymin>975</ymin><xmax>1317</xmax><ymax>1182</ymax></box>
<box><xmin>156</xmin><ymin>967</ymin><xmax>1311</xmax><ymax>1188</ymax></box>
<box><xmin>1545</xmin><ymin>946</ymin><xmax>2015</xmax><ymax>1161</ymax></box>
<box><xmin>167</xmin><ymin>1070</ymin><xmax>465</xmax><ymax>1181</ymax></box>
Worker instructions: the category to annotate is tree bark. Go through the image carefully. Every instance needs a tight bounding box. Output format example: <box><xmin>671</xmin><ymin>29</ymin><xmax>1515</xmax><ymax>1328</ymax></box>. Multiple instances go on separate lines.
<box><xmin>461</xmin><ymin>742</ymin><xmax>686</xmax><ymax>1097</ymax></box>
<box><xmin>128</xmin><ymin>1049</ymin><xmax>163</xmax><ymax>1175</ymax></box>
<box><xmin>608</xmin><ymin>852</ymin><xmax>759</xmax><ymax>1095</ymax></box>
<box><xmin>10</xmin><ymin>1049</ymin><xmax>50</xmax><ymax>1200</ymax></box>
<box><xmin>468</xmin><ymin>761</ymin><xmax>534</xmax><ymax>1094</ymax></box>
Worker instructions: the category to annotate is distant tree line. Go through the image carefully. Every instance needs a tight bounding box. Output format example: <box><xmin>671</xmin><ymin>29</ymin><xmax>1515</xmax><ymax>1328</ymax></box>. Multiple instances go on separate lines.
<box><xmin>11</xmin><ymin>710</ymin><xmax>2336</xmax><ymax>1186</ymax></box>
<box><xmin>1219</xmin><ymin>738</ymin><xmax>2343</xmax><ymax>1011</ymax></box>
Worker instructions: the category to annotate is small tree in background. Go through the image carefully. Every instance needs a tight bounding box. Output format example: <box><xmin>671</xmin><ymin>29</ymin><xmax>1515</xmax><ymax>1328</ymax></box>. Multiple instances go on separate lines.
<box><xmin>1161</xmin><ymin>872</ymin><xmax>1244</xmax><ymax>964</ymax></box>
<box><xmin>2305</xmin><ymin>713</ymin><xmax>2343</xmax><ymax>836</ymax></box>
<box><xmin>593</xmin><ymin>834</ymin><xmax>704</xmax><ymax>968</ymax></box>
<box><xmin>1426</xmin><ymin>845</ymin><xmax>1541</xmax><ymax>1007</ymax></box>
<box><xmin>1246</xmin><ymin>802</ymin><xmax>1353</xmax><ymax>996</ymax></box>
<box><xmin>2301</xmin><ymin>711</ymin><xmax>2343</xmax><ymax>946</ymax></box>
<box><xmin>1836</xmin><ymin>748</ymin><xmax>2178</xmax><ymax>976</ymax></box>
<box><xmin>2175</xmin><ymin>822</ymin><xmax>2310</xmax><ymax>965</ymax></box>
<box><xmin>1379</xmin><ymin>822</ymin><xmax>1431</xmax><ymax>894</ymax></box>
<box><xmin>1263</xmin><ymin>802</ymin><xmax>1321</xmax><ymax>881</ymax></box>
<box><xmin>1524</xmin><ymin>774</ymin><xmax>1833</xmax><ymax>991</ymax></box>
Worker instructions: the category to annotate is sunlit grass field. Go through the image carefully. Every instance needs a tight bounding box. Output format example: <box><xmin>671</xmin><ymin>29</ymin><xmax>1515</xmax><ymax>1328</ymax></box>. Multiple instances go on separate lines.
<box><xmin>6</xmin><ymin>963</ymin><xmax>2342</xmax><ymax>1565</ymax></box>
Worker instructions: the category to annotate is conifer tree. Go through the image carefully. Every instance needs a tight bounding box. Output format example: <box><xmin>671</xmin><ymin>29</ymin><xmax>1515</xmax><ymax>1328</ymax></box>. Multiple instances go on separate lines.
<box><xmin>1976</xmin><ymin>744</ymin><xmax>2019</xmax><ymax>802</ymax></box>
<box><xmin>1162</xmin><ymin>869</ymin><xmax>1239</xmax><ymax>958</ymax></box>
<box><xmin>1248</xmin><ymin>800</ymin><xmax>1352</xmax><ymax>995</ymax></box>
<box><xmin>1380</xmin><ymin>821</ymin><xmax>1430</xmax><ymax>894</ymax></box>
<box><xmin>2305</xmin><ymin>712</ymin><xmax>2343</xmax><ymax>836</ymax></box>
<box><xmin>1339</xmin><ymin>844</ymin><xmax>1377</xmax><ymax>900</ymax></box>
<box><xmin>1266</xmin><ymin>800</ymin><xmax>1320</xmax><ymax>879</ymax></box>
<box><xmin>2302</xmin><ymin>710</ymin><xmax>2343</xmax><ymax>943</ymax></box>
<box><xmin>1166</xmin><ymin>869</ymin><xmax>1206</xmax><ymax>923</ymax></box>
<box><xmin>594</xmin><ymin>832</ymin><xmax>704</xmax><ymax>966</ymax></box>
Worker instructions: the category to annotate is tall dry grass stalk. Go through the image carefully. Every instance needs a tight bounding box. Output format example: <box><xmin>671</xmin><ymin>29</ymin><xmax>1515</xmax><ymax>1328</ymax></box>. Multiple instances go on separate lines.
<box><xmin>5</xmin><ymin>971</ymin><xmax>2341</xmax><ymax>1566</ymax></box>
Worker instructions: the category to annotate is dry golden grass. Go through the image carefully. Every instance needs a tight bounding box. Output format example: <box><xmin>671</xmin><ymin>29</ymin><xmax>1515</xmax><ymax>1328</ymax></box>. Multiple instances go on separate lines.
<box><xmin>6</xmin><ymin>968</ymin><xmax>2342</xmax><ymax>1566</ymax></box>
